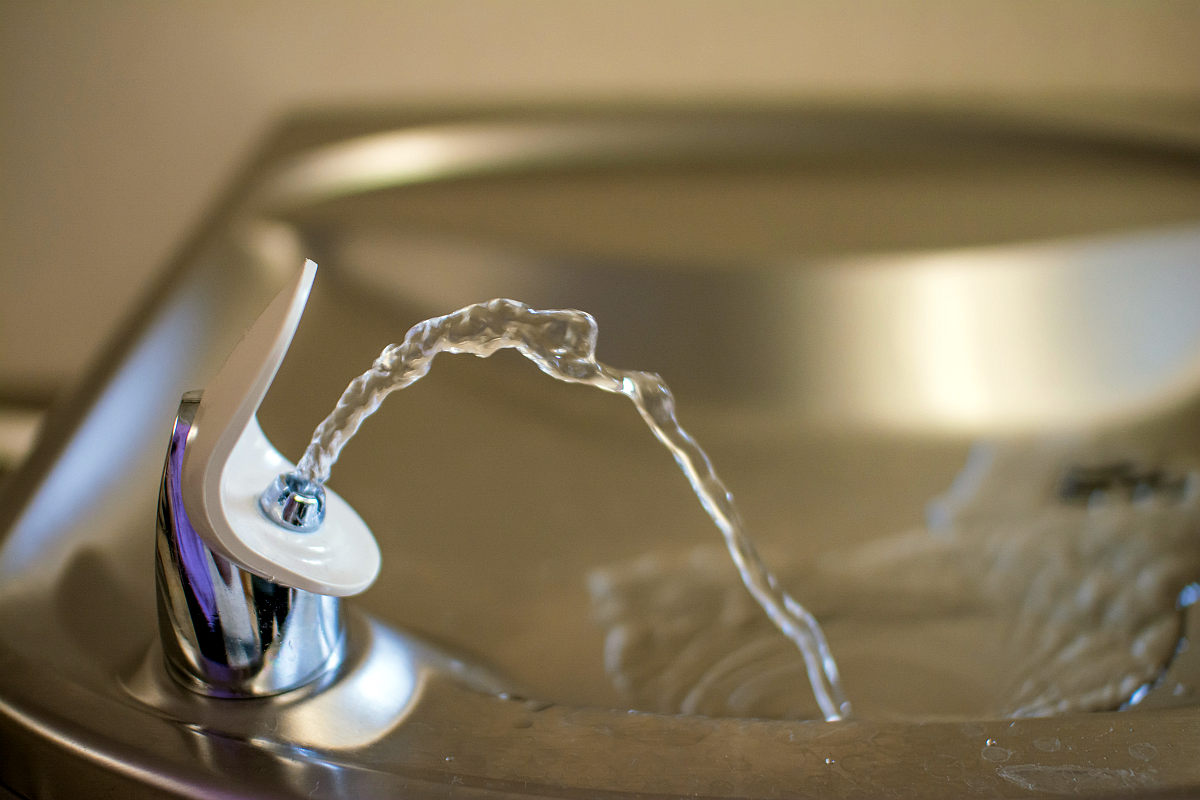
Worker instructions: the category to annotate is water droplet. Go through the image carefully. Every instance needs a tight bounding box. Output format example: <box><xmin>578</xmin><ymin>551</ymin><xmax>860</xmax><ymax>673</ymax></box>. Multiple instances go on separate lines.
<box><xmin>1124</xmin><ymin>683</ymin><xmax>1151</xmax><ymax>706</ymax></box>
<box><xmin>1033</xmin><ymin>736</ymin><xmax>1062</xmax><ymax>753</ymax></box>
<box><xmin>1128</xmin><ymin>742</ymin><xmax>1158</xmax><ymax>762</ymax></box>
<box><xmin>982</xmin><ymin>745</ymin><xmax>1013</xmax><ymax>763</ymax></box>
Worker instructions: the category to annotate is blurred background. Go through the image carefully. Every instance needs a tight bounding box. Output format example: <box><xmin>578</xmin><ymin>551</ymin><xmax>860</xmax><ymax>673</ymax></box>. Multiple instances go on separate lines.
<box><xmin>2</xmin><ymin>0</ymin><xmax>1199</xmax><ymax>469</ymax></box>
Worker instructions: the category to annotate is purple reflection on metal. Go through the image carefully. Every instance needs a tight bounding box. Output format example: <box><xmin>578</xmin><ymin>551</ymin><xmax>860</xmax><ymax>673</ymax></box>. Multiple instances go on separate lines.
<box><xmin>164</xmin><ymin>415</ymin><xmax>217</xmax><ymax>621</ymax></box>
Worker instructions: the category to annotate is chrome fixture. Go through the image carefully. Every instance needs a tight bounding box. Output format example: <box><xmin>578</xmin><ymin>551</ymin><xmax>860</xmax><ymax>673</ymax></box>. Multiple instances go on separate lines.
<box><xmin>151</xmin><ymin>260</ymin><xmax>377</xmax><ymax>698</ymax></box>
<box><xmin>155</xmin><ymin>392</ymin><xmax>344</xmax><ymax>697</ymax></box>
<box><xmin>259</xmin><ymin>471</ymin><xmax>327</xmax><ymax>532</ymax></box>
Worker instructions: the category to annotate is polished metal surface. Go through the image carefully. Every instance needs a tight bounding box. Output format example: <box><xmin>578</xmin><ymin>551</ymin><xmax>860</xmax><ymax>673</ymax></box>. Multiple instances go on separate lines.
<box><xmin>258</xmin><ymin>471</ymin><xmax>328</xmax><ymax>532</ymax></box>
<box><xmin>156</xmin><ymin>392</ymin><xmax>344</xmax><ymax>697</ymax></box>
<box><xmin>3</xmin><ymin>105</ymin><xmax>1200</xmax><ymax>798</ymax></box>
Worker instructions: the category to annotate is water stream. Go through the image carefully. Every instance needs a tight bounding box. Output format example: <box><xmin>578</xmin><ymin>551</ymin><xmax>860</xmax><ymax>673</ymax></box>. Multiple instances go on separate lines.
<box><xmin>294</xmin><ymin>298</ymin><xmax>851</xmax><ymax>720</ymax></box>
<box><xmin>292</xmin><ymin>298</ymin><xmax>1200</xmax><ymax>722</ymax></box>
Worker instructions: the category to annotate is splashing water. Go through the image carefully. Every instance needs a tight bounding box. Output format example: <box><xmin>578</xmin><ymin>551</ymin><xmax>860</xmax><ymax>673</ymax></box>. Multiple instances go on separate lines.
<box><xmin>294</xmin><ymin>298</ymin><xmax>850</xmax><ymax>720</ymax></box>
<box><xmin>589</xmin><ymin>440</ymin><xmax>1200</xmax><ymax>719</ymax></box>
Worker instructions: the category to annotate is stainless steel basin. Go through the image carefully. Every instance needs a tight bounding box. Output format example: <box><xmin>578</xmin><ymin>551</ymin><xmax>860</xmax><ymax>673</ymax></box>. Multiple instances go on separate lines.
<box><xmin>4</xmin><ymin>106</ymin><xmax>1200</xmax><ymax>797</ymax></box>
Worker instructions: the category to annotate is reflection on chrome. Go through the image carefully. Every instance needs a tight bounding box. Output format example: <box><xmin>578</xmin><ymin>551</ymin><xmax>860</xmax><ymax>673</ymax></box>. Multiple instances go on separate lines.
<box><xmin>126</xmin><ymin>610</ymin><xmax>507</xmax><ymax>751</ymax></box>
<box><xmin>155</xmin><ymin>393</ymin><xmax>345</xmax><ymax>697</ymax></box>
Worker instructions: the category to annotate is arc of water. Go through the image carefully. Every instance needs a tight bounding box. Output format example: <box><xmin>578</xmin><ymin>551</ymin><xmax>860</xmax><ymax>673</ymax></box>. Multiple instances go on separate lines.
<box><xmin>295</xmin><ymin>298</ymin><xmax>851</xmax><ymax>720</ymax></box>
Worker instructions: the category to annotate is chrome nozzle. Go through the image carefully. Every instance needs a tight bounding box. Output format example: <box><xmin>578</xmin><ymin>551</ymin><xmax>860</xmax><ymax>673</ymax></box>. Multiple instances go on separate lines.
<box><xmin>259</xmin><ymin>472</ymin><xmax>327</xmax><ymax>532</ymax></box>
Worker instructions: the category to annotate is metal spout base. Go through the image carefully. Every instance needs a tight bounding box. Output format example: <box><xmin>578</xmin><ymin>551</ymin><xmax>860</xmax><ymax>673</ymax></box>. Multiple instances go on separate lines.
<box><xmin>155</xmin><ymin>392</ymin><xmax>345</xmax><ymax>697</ymax></box>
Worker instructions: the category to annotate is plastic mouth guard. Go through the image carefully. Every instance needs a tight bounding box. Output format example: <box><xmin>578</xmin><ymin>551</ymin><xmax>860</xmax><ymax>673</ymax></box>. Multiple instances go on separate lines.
<box><xmin>180</xmin><ymin>260</ymin><xmax>381</xmax><ymax>596</ymax></box>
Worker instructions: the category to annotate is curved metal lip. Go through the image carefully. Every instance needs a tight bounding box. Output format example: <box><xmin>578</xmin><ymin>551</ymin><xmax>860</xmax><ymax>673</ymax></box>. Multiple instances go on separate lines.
<box><xmin>249</xmin><ymin>106</ymin><xmax>1200</xmax><ymax>216</ymax></box>
<box><xmin>240</xmin><ymin>106</ymin><xmax>1200</xmax><ymax>439</ymax></box>
<box><xmin>3</xmin><ymin>104</ymin><xmax>1200</xmax><ymax>798</ymax></box>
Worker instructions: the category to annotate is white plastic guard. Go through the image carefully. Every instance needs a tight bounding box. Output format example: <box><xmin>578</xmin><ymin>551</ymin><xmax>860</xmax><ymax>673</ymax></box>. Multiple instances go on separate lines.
<box><xmin>180</xmin><ymin>260</ymin><xmax>381</xmax><ymax>596</ymax></box>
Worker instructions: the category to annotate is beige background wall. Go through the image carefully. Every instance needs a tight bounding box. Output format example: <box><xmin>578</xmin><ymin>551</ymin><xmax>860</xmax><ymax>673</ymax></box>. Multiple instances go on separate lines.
<box><xmin>3</xmin><ymin>1</ymin><xmax>1199</xmax><ymax>393</ymax></box>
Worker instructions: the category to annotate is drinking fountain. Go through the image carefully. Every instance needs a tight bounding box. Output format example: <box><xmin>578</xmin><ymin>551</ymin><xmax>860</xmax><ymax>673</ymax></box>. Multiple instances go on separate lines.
<box><xmin>153</xmin><ymin>260</ymin><xmax>377</xmax><ymax>698</ymax></box>
<box><xmin>3</xmin><ymin>105</ymin><xmax>1200</xmax><ymax>798</ymax></box>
